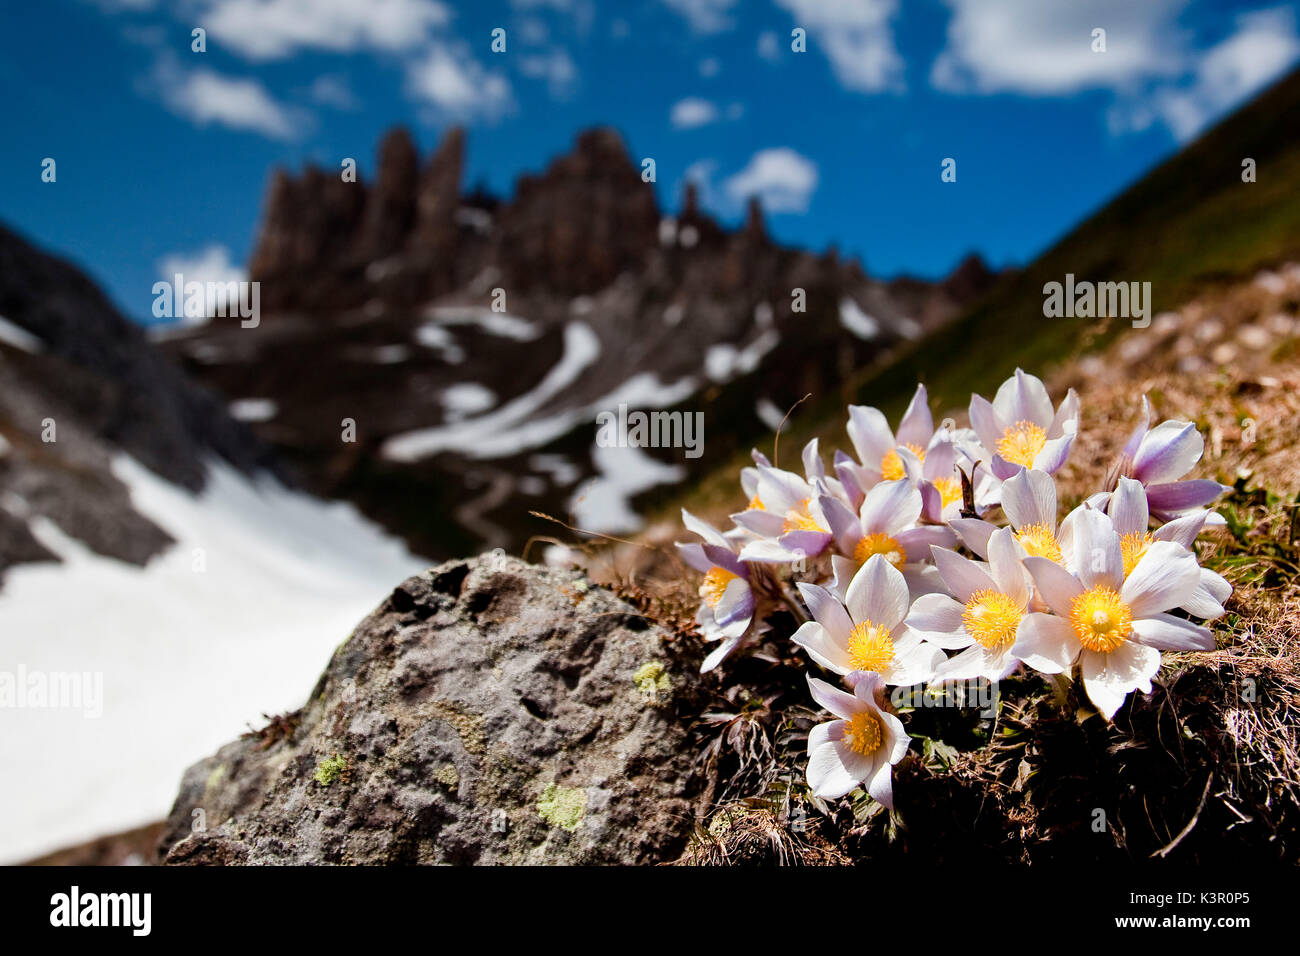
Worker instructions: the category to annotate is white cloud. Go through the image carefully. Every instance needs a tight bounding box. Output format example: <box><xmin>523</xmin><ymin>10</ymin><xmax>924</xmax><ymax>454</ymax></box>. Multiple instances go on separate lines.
<box><xmin>699</xmin><ymin>57</ymin><xmax>721</xmax><ymax>77</ymax></box>
<box><xmin>406</xmin><ymin>42</ymin><xmax>514</xmax><ymax>121</ymax></box>
<box><xmin>670</xmin><ymin>97</ymin><xmax>719</xmax><ymax>129</ymax></box>
<box><xmin>156</xmin><ymin>245</ymin><xmax>247</xmax><ymax>326</ymax></box>
<box><xmin>775</xmin><ymin>0</ymin><xmax>904</xmax><ymax>93</ymax></box>
<box><xmin>660</xmin><ymin>0</ymin><xmax>737</xmax><ymax>34</ymax></box>
<box><xmin>1147</xmin><ymin>8</ymin><xmax>1300</xmax><ymax>141</ymax></box>
<box><xmin>757</xmin><ymin>30</ymin><xmax>780</xmax><ymax>61</ymax></box>
<box><xmin>199</xmin><ymin>0</ymin><xmax>449</xmax><ymax>60</ymax></box>
<box><xmin>519</xmin><ymin>47</ymin><xmax>579</xmax><ymax>98</ymax></box>
<box><xmin>159</xmin><ymin>65</ymin><xmax>303</xmax><ymax>139</ymax></box>
<box><xmin>723</xmin><ymin>148</ymin><xmax>818</xmax><ymax>213</ymax></box>
<box><xmin>931</xmin><ymin>0</ymin><xmax>1187</xmax><ymax>95</ymax></box>
<box><xmin>307</xmin><ymin>74</ymin><xmax>359</xmax><ymax>110</ymax></box>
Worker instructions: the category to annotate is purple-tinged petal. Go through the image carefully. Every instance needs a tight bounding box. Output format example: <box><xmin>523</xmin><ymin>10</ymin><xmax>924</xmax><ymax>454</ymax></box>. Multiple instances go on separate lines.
<box><xmin>931</xmin><ymin>545</ymin><xmax>998</xmax><ymax>603</ymax></box>
<box><xmin>796</xmin><ymin>582</ymin><xmax>855</xmax><ymax>645</ymax></box>
<box><xmin>967</xmin><ymin>394</ymin><xmax>1004</xmax><ymax>454</ymax></box>
<box><xmin>1153</xmin><ymin>509</ymin><xmax>1212</xmax><ymax>549</ymax></box>
<box><xmin>1001</xmin><ymin>467</ymin><xmax>1057</xmax><ymax>531</ymax></box>
<box><xmin>676</xmin><ymin>542</ymin><xmax>713</xmax><ymax>574</ymax></box>
<box><xmin>681</xmin><ymin>508</ymin><xmax>731</xmax><ymax>548</ymax></box>
<box><xmin>994</xmin><ymin>368</ymin><xmax>1054</xmax><ymax>428</ymax></box>
<box><xmin>1031</xmin><ymin>432</ymin><xmax>1075</xmax><ymax>475</ymax></box>
<box><xmin>1121</xmin><ymin>396</ymin><xmax>1151</xmax><ymax>461</ymax></box>
<box><xmin>896</xmin><ymin>524</ymin><xmax>957</xmax><ymax>561</ymax></box>
<box><xmin>1023</xmin><ymin>556</ymin><xmax>1084</xmax><ymax>617</ymax></box>
<box><xmin>895</xmin><ymin>383</ymin><xmax>934</xmax><ymax>449</ymax></box>
<box><xmin>807</xmin><ymin>675</ymin><xmax>860</xmax><ymax>721</ymax></box>
<box><xmin>1133</xmin><ymin>420</ymin><xmax>1204</xmax><ymax>485</ymax></box>
<box><xmin>1048</xmin><ymin>387</ymin><xmax>1080</xmax><ymax>439</ymax></box>
<box><xmin>802</xmin><ymin>438</ymin><xmax>825</xmax><ymax>481</ymax></box>
<box><xmin>1072</xmin><ymin>508</ymin><xmax>1124</xmax><ymax>591</ymax></box>
<box><xmin>1107</xmin><ymin>476</ymin><xmax>1149</xmax><ymax>537</ymax></box>
<box><xmin>904</xmin><ymin>593</ymin><xmax>969</xmax><ymax>647</ymax></box>
<box><xmin>845</xmin><ymin>554</ymin><xmax>911</xmax><ymax>630</ymax></box>
<box><xmin>949</xmin><ymin>517</ymin><xmax>996</xmax><ymax>559</ymax></box>
<box><xmin>859</xmin><ymin>479</ymin><xmax>922</xmax><ymax>536</ymax></box>
<box><xmin>731</xmin><ymin>508</ymin><xmax>785</xmax><ymax>538</ymax></box>
<box><xmin>820</xmin><ymin>493</ymin><xmax>864</xmax><ymax>556</ymax></box>
<box><xmin>847</xmin><ymin>405</ymin><xmax>895</xmax><ymax>470</ymax></box>
<box><xmin>1145</xmin><ymin>480</ymin><xmax>1230</xmax><ymax>519</ymax></box>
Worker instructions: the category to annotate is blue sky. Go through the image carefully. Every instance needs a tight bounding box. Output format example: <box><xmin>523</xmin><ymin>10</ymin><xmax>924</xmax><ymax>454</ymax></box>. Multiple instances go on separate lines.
<box><xmin>2</xmin><ymin>0</ymin><xmax>1298</xmax><ymax>325</ymax></box>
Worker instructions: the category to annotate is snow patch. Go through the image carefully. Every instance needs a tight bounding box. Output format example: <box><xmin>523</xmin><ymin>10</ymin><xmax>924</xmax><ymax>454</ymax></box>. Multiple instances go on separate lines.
<box><xmin>0</xmin><ymin>315</ymin><xmax>43</xmax><ymax>354</ymax></box>
<box><xmin>441</xmin><ymin>383</ymin><xmax>496</xmax><ymax>420</ymax></box>
<box><xmin>228</xmin><ymin>398</ymin><xmax>278</xmax><ymax>423</ymax></box>
<box><xmin>569</xmin><ymin>442</ymin><xmax>685</xmax><ymax>534</ymax></box>
<box><xmin>840</xmin><ymin>298</ymin><xmax>880</xmax><ymax>340</ymax></box>
<box><xmin>421</xmin><ymin>305</ymin><xmax>541</xmax><ymax>342</ymax></box>
<box><xmin>0</xmin><ymin>456</ymin><xmax>424</xmax><ymax>863</ymax></box>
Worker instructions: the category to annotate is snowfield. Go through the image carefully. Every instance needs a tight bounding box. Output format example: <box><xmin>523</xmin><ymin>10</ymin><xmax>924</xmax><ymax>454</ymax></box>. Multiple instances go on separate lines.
<box><xmin>0</xmin><ymin>456</ymin><xmax>425</xmax><ymax>863</ymax></box>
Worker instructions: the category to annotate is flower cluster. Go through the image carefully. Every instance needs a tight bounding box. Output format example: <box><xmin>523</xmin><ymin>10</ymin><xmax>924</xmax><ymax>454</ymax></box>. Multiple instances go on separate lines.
<box><xmin>678</xmin><ymin>369</ymin><xmax>1230</xmax><ymax>809</ymax></box>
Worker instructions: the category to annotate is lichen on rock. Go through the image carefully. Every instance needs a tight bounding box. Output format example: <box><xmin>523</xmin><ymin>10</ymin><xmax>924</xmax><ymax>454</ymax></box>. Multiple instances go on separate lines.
<box><xmin>158</xmin><ymin>554</ymin><xmax>698</xmax><ymax>865</ymax></box>
<box><xmin>537</xmin><ymin>783</ymin><xmax>587</xmax><ymax>832</ymax></box>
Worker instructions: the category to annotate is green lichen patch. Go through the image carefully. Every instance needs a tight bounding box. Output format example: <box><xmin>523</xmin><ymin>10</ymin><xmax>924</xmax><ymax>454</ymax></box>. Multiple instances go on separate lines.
<box><xmin>537</xmin><ymin>782</ymin><xmax>587</xmax><ymax>832</ymax></box>
<box><xmin>434</xmin><ymin>763</ymin><xmax>460</xmax><ymax>789</ymax></box>
<box><xmin>633</xmin><ymin>661</ymin><xmax>672</xmax><ymax>705</ymax></box>
<box><xmin>313</xmin><ymin>753</ymin><xmax>348</xmax><ymax>787</ymax></box>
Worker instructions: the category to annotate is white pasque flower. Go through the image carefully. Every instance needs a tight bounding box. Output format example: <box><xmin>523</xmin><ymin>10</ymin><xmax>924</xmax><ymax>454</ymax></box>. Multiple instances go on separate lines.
<box><xmin>969</xmin><ymin>368</ymin><xmax>1080</xmax><ymax>482</ymax></box>
<box><xmin>1104</xmin><ymin>476</ymin><xmax>1231</xmax><ymax>620</ymax></box>
<box><xmin>949</xmin><ymin>467</ymin><xmax>1079</xmax><ymax>580</ymax></box>
<box><xmin>905</xmin><ymin>527</ymin><xmax>1035</xmax><ymax>681</ymax></box>
<box><xmin>1011</xmin><ymin>508</ymin><xmax>1215</xmax><ymax>720</ymax></box>
<box><xmin>677</xmin><ymin>509</ymin><xmax>757</xmax><ymax>672</ymax></box>
<box><xmin>792</xmin><ymin>553</ymin><xmax>943</xmax><ymax>685</ymax></box>
<box><xmin>806</xmin><ymin>671</ymin><xmax>910</xmax><ymax>805</ymax></box>
<box><xmin>818</xmin><ymin>478</ymin><xmax>956</xmax><ymax>600</ymax></box>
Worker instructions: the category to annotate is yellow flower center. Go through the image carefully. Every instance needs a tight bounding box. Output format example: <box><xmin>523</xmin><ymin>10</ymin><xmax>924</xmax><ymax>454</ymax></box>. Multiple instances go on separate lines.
<box><xmin>1069</xmin><ymin>586</ymin><xmax>1134</xmax><ymax>653</ymax></box>
<box><xmin>935</xmin><ymin>476</ymin><xmax>967</xmax><ymax>512</ymax></box>
<box><xmin>845</xmin><ymin>619</ymin><xmax>896</xmax><ymax>673</ymax></box>
<box><xmin>1120</xmin><ymin>531</ymin><xmax>1154</xmax><ymax>577</ymax></box>
<box><xmin>962</xmin><ymin>589</ymin><xmax>1024</xmax><ymax>651</ymax></box>
<box><xmin>699</xmin><ymin>567</ymin><xmax>739</xmax><ymax>608</ymax></box>
<box><xmin>841</xmin><ymin>711</ymin><xmax>885</xmax><ymax>756</ymax></box>
<box><xmin>1015</xmin><ymin>522</ymin><xmax>1063</xmax><ymax>564</ymax></box>
<box><xmin>997</xmin><ymin>420</ymin><xmax>1047</xmax><ymax>468</ymax></box>
<box><xmin>853</xmin><ymin>533</ymin><xmax>906</xmax><ymax>568</ymax></box>
<box><xmin>781</xmin><ymin>497</ymin><xmax>826</xmax><ymax>533</ymax></box>
<box><xmin>880</xmin><ymin>443</ymin><xmax>925</xmax><ymax>481</ymax></box>
<box><xmin>746</xmin><ymin>494</ymin><xmax>765</xmax><ymax>511</ymax></box>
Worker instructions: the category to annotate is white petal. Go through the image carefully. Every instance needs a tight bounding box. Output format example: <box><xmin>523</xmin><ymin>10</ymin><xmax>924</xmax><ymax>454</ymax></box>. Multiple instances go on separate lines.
<box><xmin>1121</xmin><ymin>541</ymin><xmax>1201</xmax><ymax>618</ymax></box>
<box><xmin>1073</xmin><ymin>507</ymin><xmax>1124</xmax><ymax>590</ymax></box>
<box><xmin>791</xmin><ymin>621</ymin><xmax>850</xmax><ymax>673</ymax></box>
<box><xmin>1130</xmin><ymin>613</ymin><xmax>1214</xmax><ymax>651</ymax></box>
<box><xmin>931</xmin><ymin>546</ymin><xmax>998</xmax><ymax>603</ymax></box>
<box><xmin>845</xmin><ymin>554</ymin><xmax>910</xmax><ymax>630</ymax></box>
<box><xmin>1023</xmin><ymin>556</ymin><xmax>1084</xmax><ymax>617</ymax></box>
<box><xmin>807</xmin><ymin>675</ymin><xmax>860</xmax><ymax>721</ymax></box>
<box><xmin>1108</xmin><ymin>477</ymin><xmax>1149</xmax><ymax>537</ymax></box>
<box><xmin>1001</xmin><ymin>467</ymin><xmax>1056</xmax><ymax>530</ymax></box>
<box><xmin>1081</xmin><ymin>643</ymin><xmax>1161</xmax><ymax>720</ymax></box>
<box><xmin>1011</xmin><ymin>613</ymin><xmax>1078</xmax><ymax>675</ymax></box>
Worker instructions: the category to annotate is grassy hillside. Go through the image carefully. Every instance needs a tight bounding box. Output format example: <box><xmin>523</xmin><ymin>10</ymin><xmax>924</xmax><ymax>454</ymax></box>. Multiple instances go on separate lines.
<box><xmin>656</xmin><ymin>65</ymin><xmax>1300</xmax><ymax>517</ymax></box>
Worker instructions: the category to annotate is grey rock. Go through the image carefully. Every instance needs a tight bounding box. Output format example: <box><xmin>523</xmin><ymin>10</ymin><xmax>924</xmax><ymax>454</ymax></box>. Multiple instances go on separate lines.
<box><xmin>159</xmin><ymin>554</ymin><xmax>698</xmax><ymax>865</ymax></box>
